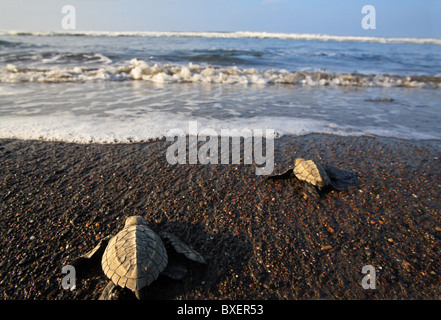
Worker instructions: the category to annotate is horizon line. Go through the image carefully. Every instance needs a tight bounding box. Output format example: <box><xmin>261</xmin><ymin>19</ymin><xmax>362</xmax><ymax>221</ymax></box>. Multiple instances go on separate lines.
<box><xmin>1</xmin><ymin>29</ymin><xmax>440</xmax><ymax>45</ymax></box>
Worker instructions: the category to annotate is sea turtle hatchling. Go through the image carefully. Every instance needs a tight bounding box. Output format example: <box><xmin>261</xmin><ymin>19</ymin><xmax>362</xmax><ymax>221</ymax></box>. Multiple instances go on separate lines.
<box><xmin>266</xmin><ymin>158</ymin><xmax>358</xmax><ymax>198</ymax></box>
<box><xmin>70</xmin><ymin>215</ymin><xmax>206</xmax><ymax>299</ymax></box>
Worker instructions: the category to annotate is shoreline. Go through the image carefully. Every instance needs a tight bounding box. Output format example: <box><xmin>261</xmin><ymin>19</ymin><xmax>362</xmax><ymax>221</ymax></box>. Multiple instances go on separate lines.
<box><xmin>0</xmin><ymin>133</ymin><xmax>440</xmax><ymax>299</ymax></box>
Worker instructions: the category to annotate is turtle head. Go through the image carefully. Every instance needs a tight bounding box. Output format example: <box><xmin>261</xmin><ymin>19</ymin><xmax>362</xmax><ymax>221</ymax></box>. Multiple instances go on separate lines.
<box><xmin>294</xmin><ymin>158</ymin><xmax>305</xmax><ymax>166</ymax></box>
<box><xmin>124</xmin><ymin>216</ymin><xmax>147</xmax><ymax>227</ymax></box>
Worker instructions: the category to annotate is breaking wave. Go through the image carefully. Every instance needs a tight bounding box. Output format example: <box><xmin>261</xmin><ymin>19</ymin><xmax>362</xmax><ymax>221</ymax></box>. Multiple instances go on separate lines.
<box><xmin>2</xmin><ymin>59</ymin><xmax>441</xmax><ymax>89</ymax></box>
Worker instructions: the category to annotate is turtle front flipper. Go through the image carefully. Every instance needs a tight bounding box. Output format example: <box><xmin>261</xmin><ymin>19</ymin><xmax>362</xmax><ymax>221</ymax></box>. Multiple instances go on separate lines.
<box><xmin>303</xmin><ymin>182</ymin><xmax>320</xmax><ymax>199</ymax></box>
<box><xmin>265</xmin><ymin>168</ymin><xmax>294</xmax><ymax>181</ymax></box>
<box><xmin>161</xmin><ymin>264</ymin><xmax>188</xmax><ymax>280</ymax></box>
<box><xmin>70</xmin><ymin>235</ymin><xmax>112</xmax><ymax>270</ymax></box>
<box><xmin>323</xmin><ymin>165</ymin><xmax>359</xmax><ymax>190</ymax></box>
<box><xmin>160</xmin><ymin>232</ymin><xmax>207</xmax><ymax>264</ymax></box>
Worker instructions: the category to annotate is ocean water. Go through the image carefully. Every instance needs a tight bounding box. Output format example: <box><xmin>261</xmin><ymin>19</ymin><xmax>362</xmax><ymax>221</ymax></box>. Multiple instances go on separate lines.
<box><xmin>0</xmin><ymin>31</ymin><xmax>440</xmax><ymax>143</ymax></box>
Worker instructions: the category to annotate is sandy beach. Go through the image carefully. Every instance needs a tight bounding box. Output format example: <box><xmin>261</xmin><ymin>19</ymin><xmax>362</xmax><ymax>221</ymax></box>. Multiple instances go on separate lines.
<box><xmin>0</xmin><ymin>133</ymin><xmax>440</xmax><ymax>300</ymax></box>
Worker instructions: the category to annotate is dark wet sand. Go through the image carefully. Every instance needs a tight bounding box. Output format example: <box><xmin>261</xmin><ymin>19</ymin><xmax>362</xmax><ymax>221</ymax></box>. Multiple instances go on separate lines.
<box><xmin>0</xmin><ymin>134</ymin><xmax>440</xmax><ymax>300</ymax></box>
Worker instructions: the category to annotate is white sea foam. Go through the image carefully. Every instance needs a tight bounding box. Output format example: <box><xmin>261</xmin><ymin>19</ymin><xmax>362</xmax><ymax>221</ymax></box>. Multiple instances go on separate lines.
<box><xmin>2</xmin><ymin>30</ymin><xmax>441</xmax><ymax>45</ymax></box>
<box><xmin>1</xmin><ymin>110</ymin><xmax>439</xmax><ymax>144</ymax></box>
<box><xmin>2</xmin><ymin>59</ymin><xmax>440</xmax><ymax>89</ymax></box>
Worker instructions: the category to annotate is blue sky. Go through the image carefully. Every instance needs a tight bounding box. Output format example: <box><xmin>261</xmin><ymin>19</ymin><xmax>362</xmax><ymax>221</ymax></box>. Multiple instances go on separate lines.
<box><xmin>1</xmin><ymin>0</ymin><xmax>440</xmax><ymax>38</ymax></box>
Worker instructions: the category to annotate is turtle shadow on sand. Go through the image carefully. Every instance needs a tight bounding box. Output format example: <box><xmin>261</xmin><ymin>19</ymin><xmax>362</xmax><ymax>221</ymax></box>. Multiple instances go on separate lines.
<box><xmin>265</xmin><ymin>158</ymin><xmax>359</xmax><ymax>199</ymax></box>
<box><xmin>69</xmin><ymin>216</ymin><xmax>252</xmax><ymax>300</ymax></box>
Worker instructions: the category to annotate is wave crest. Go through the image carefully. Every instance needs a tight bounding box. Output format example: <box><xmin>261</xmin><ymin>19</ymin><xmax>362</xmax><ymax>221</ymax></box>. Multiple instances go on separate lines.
<box><xmin>2</xmin><ymin>30</ymin><xmax>441</xmax><ymax>45</ymax></box>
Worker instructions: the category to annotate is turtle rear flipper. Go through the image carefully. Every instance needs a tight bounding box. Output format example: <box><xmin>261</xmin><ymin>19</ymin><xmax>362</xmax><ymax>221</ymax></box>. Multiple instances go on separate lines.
<box><xmin>265</xmin><ymin>168</ymin><xmax>294</xmax><ymax>181</ymax></box>
<box><xmin>303</xmin><ymin>182</ymin><xmax>320</xmax><ymax>199</ymax></box>
<box><xmin>98</xmin><ymin>281</ymin><xmax>118</xmax><ymax>300</ymax></box>
<box><xmin>161</xmin><ymin>232</ymin><xmax>207</xmax><ymax>264</ymax></box>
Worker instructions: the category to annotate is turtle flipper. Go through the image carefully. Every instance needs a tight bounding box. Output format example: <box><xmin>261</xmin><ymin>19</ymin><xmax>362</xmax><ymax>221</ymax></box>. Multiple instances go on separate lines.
<box><xmin>265</xmin><ymin>168</ymin><xmax>294</xmax><ymax>181</ymax></box>
<box><xmin>98</xmin><ymin>280</ymin><xmax>118</xmax><ymax>300</ymax></box>
<box><xmin>161</xmin><ymin>264</ymin><xmax>188</xmax><ymax>280</ymax></box>
<box><xmin>160</xmin><ymin>232</ymin><xmax>206</xmax><ymax>264</ymax></box>
<box><xmin>323</xmin><ymin>165</ymin><xmax>358</xmax><ymax>190</ymax></box>
<box><xmin>303</xmin><ymin>182</ymin><xmax>320</xmax><ymax>199</ymax></box>
<box><xmin>70</xmin><ymin>235</ymin><xmax>112</xmax><ymax>270</ymax></box>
